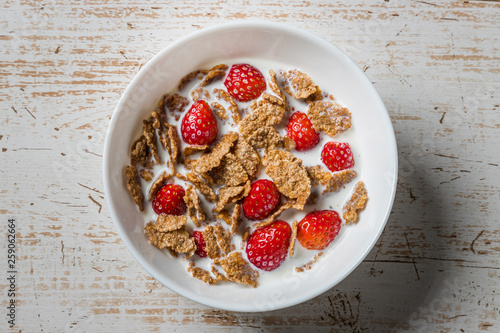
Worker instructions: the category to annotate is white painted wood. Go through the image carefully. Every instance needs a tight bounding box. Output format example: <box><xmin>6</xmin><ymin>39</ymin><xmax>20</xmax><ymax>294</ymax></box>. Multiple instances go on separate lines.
<box><xmin>1</xmin><ymin>0</ymin><xmax>499</xmax><ymax>331</ymax></box>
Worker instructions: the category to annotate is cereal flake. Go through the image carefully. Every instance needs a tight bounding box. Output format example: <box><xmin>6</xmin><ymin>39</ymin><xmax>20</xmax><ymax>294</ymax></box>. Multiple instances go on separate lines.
<box><xmin>210</xmin><ymin>102</ymin><xmax>228</xmax><ymax>120</ymax></box>
<box><xmin>240</xmin><ymin>93</ymin><xmax>285</xmax><ymax>138</ymax></box>
<box><xmin>178</xmin><ymin>70</ymin><xmax>202</xmax><ymax>91</ymax></box>
<box><xmin>125</xmin><ymin>165</ymin><xmax>144</xmax><ymax>211</ymax></box>
<box><xmin>130</xmin><ymin>135</ymin><xmax>150</xmax><ymax>167</ymax></box>
<box><xmin>192</xmin><ymin>132</ymin><xmax>239</xmax><ymax>174</ymax></box>
<box><xmin>295</xmin><ymin>252</ymin><xmax>324</xmax><ymax>272</ymax></box>
<box><xmin>184</xmin><ymin>185</ymin><xmax>206</xmax><ymax>228</ymax></box>
<box><xmin>213</xmin><ymin>88</ymin><xmax>240</xmax><ymax>123</ymax></box>
<box><xmin>216</xmin><ymin>252</ymin><xmax>259</xmax><ymax>288</ymax></box>
<box><xmin>268</xmin><ymin>69</ymin><xmax>288</xmax><ymax>110</ymax></box>
<box><xmin>165</xmin><ymin>94</ymin><xmax>189</xmax><ymax>121</ymax></box>
<box><xmin>307</xmin><ymin>100</ymin><xmax>351</xmax><ymax>137</ymax></box>
<box><xmin>188</xmin><ymin>262</ymin><xmax>218</xmax><ymax>285</ymax></box>
<box><xmin>140</xmin><ymin>169</ymin><xmax>154</xmax><ymax>182</ymax></box>
<box><xmin>210</xmin><ymin>153</ymin><xmax>248</xmax><ymax>186</ymax></box>
<box><xmin>183</xmin><ymin>145</ymin><xmax>210</xmax><ymax>157</ymax></box>
<box><xmin>233</xmin><ymin>138</ymin><xmax>260</xmax><ymax>179</ymax></box>
<box><xmin>148</xmin><ymin>171</ymin><xmax>173</xmax><ymax>201</ymax></box>
<box><xmin>289</xmin><ymin>220</ymin><xmax>298</xmax><ymax>257</ymax></box>
<box><xmin>342</xmin><ymin>181</ymin><xmax>368</xmax><ymax>224</ymax></box>
<box><xmin>255</xmin><ymin>200</ymin><xmax>294</xmax><ymax>229</ymax></box>
<box><xmin>247</xmin><ymin>126</ymin><xmax>283</xmax><ymax>151</ymax></box>
<box><xmin>143</xmin><ymin>119</ymin><xmax>160</xmax><ymax>164</ymax></box>
<box><xmin>324</xmin><ymin>169</ymin><xmax>357</xmax><ymax>194</ymax></box>
<box><xmin>231</xmin><ymin>203</ymin><xmax>242</xmax><ymax>235</ymax></box>
<box><xmin>283</xmin><ymin>69</ymin><xmax>319</xmax><ymax>100</ymax></box>
<box><xmin>262</xmin><ymin>149</ymin><xmax>311</xmax><ymax>209</ymax></box>
<box><xmin>144</xmin><ymin>222</ymin><xmax>196</xmax><ymax>258</ymax></box>
<box><xmin>191</xmin><ymin>88</ymin><xmax>210</xmax><ymax>101</ymax></box>
<box><xmin>185</xmin><ymin>172</ymin><xmax>216</xmax><ymax>202</ymax></box>
<box><xmin>200</xmin><ymin>64</ymin><xmax>228</xmax><ymax>87</ymax></box>
<box><xmin>155</xmin><ymin>214</ymin><xmax>187</xmax><ymax>232</ymax></box>
<box><xmin>214</xmin><ymin>181</ymin><xmax>251</xmax><ymax>213</ymax></box>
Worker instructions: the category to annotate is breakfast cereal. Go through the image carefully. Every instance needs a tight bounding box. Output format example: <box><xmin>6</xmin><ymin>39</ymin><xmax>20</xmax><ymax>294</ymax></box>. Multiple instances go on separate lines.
<box><xmin>282</xmin><ymin>69</ymin><xmax>319</xmax><ymax>99</ymax></box>
<box><xmin>307</xmin><ymin>100</ymin><xmax>351</xmax><ymax>137</ymax></box>
<box><xmin>214</xmin><ymin>252</ymin><xmax>259</xmax><ymax>288</ymax></box>
<box><xmin>148</xmin><ymin>171</ymin><xmax>173</xmax><ymax>201</ymax></box>
<box><xmin>184</xmin><ymin>185</ymin><xmax>205</xmax><ymax>227</ymax></box>
<box><xmin>124</xmin><ymin>61</ymin><xmax>370</xmax><ymax>288</ymax></box>
<box><xmin>155</xmin><ymin>214</ymin><xmax>187</xmax><ymax>232</ymax></box>
<box><xmin>289</xmin><ymin>220</ymin><xmax>298</xmax><ymax>257</ymax></box>
<box><xmin>230</xmin><ymin>203</ymin><xmax>242</xmax><ymax>235</ymax></box>
<box><xmin>295</xmin><ymin>252</ymin><xmax>324</xmax><ymax>272</ymax></box>
<box><xmin>125</xmin><ymin>165</ymin><xmax>144</xmax><ymax>211</ymax></box>
<box><xmin>342</xmin><ymin>181</ymin><xmax>368</xmax><ymax>223</ymax></box>
<box><xmin>188</xmin><ymin>262</ymin><xmax>219</xmax><ymax>285</ymax></box>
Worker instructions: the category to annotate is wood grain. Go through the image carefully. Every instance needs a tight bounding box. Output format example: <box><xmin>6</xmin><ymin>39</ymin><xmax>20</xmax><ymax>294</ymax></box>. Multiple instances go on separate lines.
<box><xmin>1</xmin><ymin>0</ymin><xmax>499</xmax><ymax>331</ymax></box>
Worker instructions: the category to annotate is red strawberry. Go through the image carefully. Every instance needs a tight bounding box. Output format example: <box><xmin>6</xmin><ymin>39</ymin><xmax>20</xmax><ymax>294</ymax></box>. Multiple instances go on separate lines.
<box><xmin>192</xmin><ymin>231</ymin><xmax>207</xmax><ymax>257</ymax></box>
<box><xmin>181</xmin><ymin>100</ymin><xmax>218</xmax><ymax>145</ymax></box>
<box><xmin>286</xmin><ymin>111</ymin><xmax>320</xmax><ymax>151</ymax></box>
<box><xmin>224</xmin><ymin>64</ymin><xmax>266</xmax><ymax>102</ymax></box>
<box><xmin>152</xmin><ymin>184</ymin><xmax>187</xmax><ymax>216</ymax></box>
<box><xmin>242</xmin><ymin>179</ymin><xmax>281</xmax><ymax>220</ymax></box>
<box><xmin>246</xmin><ymin>220</ymin><xmax>291</xmax><ymax>271</ymax></box>
<box><xmin>321</xmin><ymin>141</ymin><xmax>355</xmax><ymax>172</ymax></box>
<box><xmin>297</xmin><ymin>210</ymin><xmax>341</xmax><ymax>250</ymax></box>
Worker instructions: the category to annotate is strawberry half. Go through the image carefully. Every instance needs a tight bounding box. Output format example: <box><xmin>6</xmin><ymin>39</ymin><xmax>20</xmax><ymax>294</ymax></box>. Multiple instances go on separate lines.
<box><xmin>297</xmin><ymin>210</ymin><xmax>341</xmax><ymax>250</ymax></box>
<box><xmin>224</xmin><ymin>64</ymin><xmax>266</xmax><ymax>102</ymax></box>
<box><xmin>152</xmin><ymin>184</ymin><xmax>187</xmax><ymax>216</ymax></box>
<box><xmin>321</xmin><ymin>141</ymin><xmax>355</xmax><ymax>172</ymax></box>
<box><xmin>181</xmin><ymin>100</ymin><xmax>218</xmax><ymax>146</ymax></box>
<box><xmin>242</xmin><ymin>179</ymin><xmax>281</xmax><ymax>220</ymax></box>
<box><xmin>286</xmin><ymin>111</ymin><xmax>320</xmax><ymax>151</ymax></box>
<box><xmin>192</xmin><ymin>231</ymin><xmax>207</xmax><ymax>257</ymax></box>
<box><xmin>245</xmin><ymin>220</ymin><xmax>291</xmax><ymax>271</ymax></box>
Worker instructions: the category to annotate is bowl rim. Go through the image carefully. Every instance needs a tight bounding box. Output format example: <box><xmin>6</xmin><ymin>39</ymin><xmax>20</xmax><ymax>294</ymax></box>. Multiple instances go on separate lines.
<box><xmin>103</xmin><ymin>20</ymin><xmax>398</xmax><ymax>312</ymax></box>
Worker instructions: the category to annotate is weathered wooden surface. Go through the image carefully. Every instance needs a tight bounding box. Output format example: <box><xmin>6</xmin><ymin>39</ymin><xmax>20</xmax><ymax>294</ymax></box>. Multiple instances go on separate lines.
<box><xmin>1</xmin><ymin>0</ymin><xmax>499</xmax><ymax>331</ymax></box>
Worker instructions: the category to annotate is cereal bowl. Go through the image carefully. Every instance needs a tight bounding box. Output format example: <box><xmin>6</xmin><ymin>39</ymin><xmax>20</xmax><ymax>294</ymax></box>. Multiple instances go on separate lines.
<box><xmin>103</xmin><ymin>21</ymin><xmax>397</xmax><ymax>312</ymax></box>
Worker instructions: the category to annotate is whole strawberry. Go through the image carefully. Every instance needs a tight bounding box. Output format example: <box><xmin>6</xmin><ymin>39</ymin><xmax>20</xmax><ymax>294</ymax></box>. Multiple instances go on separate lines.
<box><xmin>224</xmin><ymin>64</ymin><xmax>266</xmax><ymax>102</ymax></box>
<box><xmin>181</xmin><ymin>100</ymin><xmax>218</xmax><ymax>145</ymax></box>
<box><xmin>192</xmin><ymin>231</ymin><xmax>207</xmax><ymax>257</ymax></box>
<box><xmin>321</xmin><ymin>141</ymin><xmax>355</xmax><ymax>172</ymax></box>
<box><xmin>246</xmin><ymin>220</ymin><xmax>291</xmax><ymax>271</ymax></box>
<box><xmin>152</xmin><ymin>184</ymin><xmax>187</xmax><ymax>216</ymax></box>
<box><xmin>297</xmin><ymin>210</ymin><xmax>341</xmax><ymax>250</ymax></box>
<box><xmin>242</xmin><ymin>179</ymin><xmax>281</xmax><ymax>220</ymax></box>
<box><xmin>286</xmin><ymin>111</ymin><xmax>320</xmax><ymax>151</ymax></box>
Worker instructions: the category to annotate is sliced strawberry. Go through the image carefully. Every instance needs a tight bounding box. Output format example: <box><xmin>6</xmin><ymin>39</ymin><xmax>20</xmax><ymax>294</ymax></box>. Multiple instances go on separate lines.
<box><xmin>242</xmin><ymin>179</ymin><xmax>281</xmax><ymax>220</ymax></box>
<box><xmin>152</xmin><ymin>184</ymin><xmax>187</xmax><ymax>216</ymax></box>
<box><xmin>297</xmin><ymin>210</ymin><xmax>341</xmax><ymax>250</ymax></box>
<box><xmin>224</xmin><ymin>64</ymin><xmax>266</xmax><ymax>102</ymax></box>
<box><xmin>321</xmin><ymin>141</ymin><xmax>355</xmax><ymax>172</ymax></box>
<box><xmin>245</xmin><ymin>220</ymin><xmax>291</xmax><ymax>271</ymax></box>
<box><xmin>192</xmin><ymin>231</ymin><xmax>207</xmax><ymax>257</ymax></box>
<box><xmin>181</xmin><ymin>100</ymin><xmax>218</xmax><ymax>146</ymax></box>
<box><xmin>286</xmin><ymin>111</ymin><xmax>320</xmax><ymax>151</ymax></box>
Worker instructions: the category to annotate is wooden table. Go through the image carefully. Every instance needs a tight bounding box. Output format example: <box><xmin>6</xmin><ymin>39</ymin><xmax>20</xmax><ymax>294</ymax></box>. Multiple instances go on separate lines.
<box><xmin>1</xmin><ymin>0</ymin><xmax>499</xmax><ymax>331</ymax></box>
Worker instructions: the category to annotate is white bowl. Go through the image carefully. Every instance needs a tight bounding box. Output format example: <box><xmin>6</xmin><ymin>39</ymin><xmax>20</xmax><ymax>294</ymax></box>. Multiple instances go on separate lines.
<box><xmin>103</xmin><ymin>21</ymin><xmax>397</xmax><ymax>312</ymax></box>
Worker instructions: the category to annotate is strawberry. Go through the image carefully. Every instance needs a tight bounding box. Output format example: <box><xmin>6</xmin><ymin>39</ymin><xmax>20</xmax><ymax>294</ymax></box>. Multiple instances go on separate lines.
<box><xmin>321</xmin><ymin>141</ymin><xmax>355</xmax><ymax>172</ymax></box>
<box><xmin>224</xmin><ymin>64</ymin><xmax>266</xmax><ymax>102</ymax></box>
<box><xmin>242</xmin><ymin>179</ymin><xmax>281</xmax><ymax>220</ymax></box>
<box><xmin>286</xmin><ymin>111</ymin><xmax>320</xmax><ymax>151</ymax></box>
<box><xmin>246</xmin><ymin>220</ymin><xmax>291</xmax><ymax>271</ymax></box>
<box><xmin>181</xmin><ymin>100</ymin><xmax>218</xmax><ymax>145</ymax></box>
<box><xmin>152</xmin><ymin>184</ymin><xmax>187</xmax><ymax>216</ymax></box>
<box><xmin>297</xmin><ymin>210</ymin><xmax>341</xmax><ymax>250</ymax></box>
<box><xmin>192</xmin><ymin>231</ymin><xmax>207</xmax><ymax>257</ymax></box>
